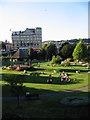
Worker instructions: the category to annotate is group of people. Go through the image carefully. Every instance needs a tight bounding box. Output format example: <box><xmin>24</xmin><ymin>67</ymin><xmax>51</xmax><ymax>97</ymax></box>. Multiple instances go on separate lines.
<box><xmin>47</xmin><ymin>71</ymin><xmax>71</xmax><ymax>84</ymax></box>
<box><xmin>58</xmin><ymin>71</ymin><xmax>71</xmax><ymax>82</ymax></box>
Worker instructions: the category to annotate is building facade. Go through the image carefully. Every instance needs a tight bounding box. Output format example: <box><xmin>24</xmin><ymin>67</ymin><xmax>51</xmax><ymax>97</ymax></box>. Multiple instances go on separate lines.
<box><xmin>12</xmin><ymin>27</ymin><xmax>42</xmax><ymax>50</ymax></box>
<box><xmin>42</xmin><ymin>40</ymin><xmax>65</xmax><ymax>51</ymax></box>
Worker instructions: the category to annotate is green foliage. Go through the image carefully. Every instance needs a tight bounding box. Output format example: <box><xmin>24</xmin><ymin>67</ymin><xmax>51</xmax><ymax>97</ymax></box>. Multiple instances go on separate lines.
<box><xmin>73</xmin><ymin>39</ymin><xmax>87</xmax><ymax>61</ymax></box>
<box><xmin>64</xmin><ymin>60</ymin><xmax>70</xmax><ymax>66</ymax></box>
<box><xmin>45</xmin><ymin>43</ymin><xmax>57</xmax><ymax>60</ymax></box>
<box><xmin>60</xmin><ymin>96</ymin><xmax>89</xmax><ymax>106</ymax></box>
<box><xmin>59</xmin><ymin>43</ymin><xmax>75</xmax><ymax>60</ymax></box>
<box><xmin>37</xmin><ymin>43</ymin><xmax>47</xmax><ymax>60</ymax></box>
<box><xmin>66</xmin><ymin>58</ymin><xmax>72</xmax><ymax>62</ymax></box>
<box><xmin>51</xmin><ymin>56</ymin><xmax>56</xmax><ymax>64</ymax></box>
<box><xmin>4</xmin><ymin>75</ymin><xmax>25</xmax><ymax>106</ymax></box>
<box><xmin>0</xmin><ymin>56</ymin><xmax>11</xmax><ymax>66</ymax></box>
<box><xmin>51</xmin><ymin>55</ymin><xmax>62</xmax><ymax>64</ymax></box>
<box><xmin>0</xmin><ymin>41</ymin><xmax>6</xmax><ymax>50</ymax></box>
<box><xmin>86</xmin><ymin>45</ymin><xmax>90</xmax><ymax>63</ymax></box>
<box><xmin>28</xmin><ymin>48</ymin><xmax>38</xmax><ymax>60</ymax></box>
<box><xmin>59</xmin><ymin>42</ymin><xmax>69</xmax><ymax>51</ymax></box>
<box><xmin>38</xmin><ymin>48</ymin><xmax>46</xmax><ymax>60</ymax></box>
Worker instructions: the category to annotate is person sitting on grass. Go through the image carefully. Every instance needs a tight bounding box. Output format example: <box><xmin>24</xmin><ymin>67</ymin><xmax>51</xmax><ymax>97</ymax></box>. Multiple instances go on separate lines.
<box><xmin>66</xmin><ymin>77</ymin><xmax>71</xmax><ymax>82</ymax></box>
<box><xmin>58</xmin><ymin>72</ymin><xmax>62</xmax><ymax>78</ymax></box>
<box><xmin>61</xmin><ymin>77</ymin><xmax>64</xmax><ymax>82</ymax></box>
<box><xmin>47</xmin><ymin>74</ymin><xmax>53</xmax><ymax>84</ymax></box>
<box><xmin>62</xmin><ymin>71</ymin><xmax>65</xmax><ymax>76</ymax></box>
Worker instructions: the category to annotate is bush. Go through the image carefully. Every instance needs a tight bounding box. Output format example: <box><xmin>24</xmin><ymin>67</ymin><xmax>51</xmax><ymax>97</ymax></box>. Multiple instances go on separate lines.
<box><xmin>0</xmin><ymin>56</ymin><xmax>11</xmax><ymax>66</ymax></box>
<box><xmin>51</xmin><ymin>56</ymin><xmax>56</xmax><ymax>64</ymax></box>
<box><xmin>32</xmin><ymin>59</ymin><xmax>38</xmax><ymax>63</ymax></box>
<box><xmin>51</xmin><ymin>55</ymin><xmax>62</xmax><ymax>64</ymax></box>
<box><xmin>66</xmin><ymin>58</ymin><xmax>72</xmax><ymax>62</ymax></box>
<box><xmin>62</xmin><ymin>59</ymin><xmax>70</xmax><ymax>66</ymax></box>
<box><xmin>60</xmin><ymin>96</ymin><xmax>89</xmax><ymax>106</ymax></box>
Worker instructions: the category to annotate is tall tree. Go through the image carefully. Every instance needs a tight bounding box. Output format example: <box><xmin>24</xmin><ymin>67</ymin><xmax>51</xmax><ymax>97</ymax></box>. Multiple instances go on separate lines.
<box><xmin>4</xmin><ymin>75</ymin><xmax>25</xmax><ymax>107</ymax></box>
<box><xmin>45</xmin><ymin>43</ymin><xmax>57</xmax><ymax>60</ymax></box>
<box><xmin>38</xmin><ymin>43</ymin><xmax>47</xmax><ymax>60</ymax></box>
<box><xmin>86</xmin><ymin>45</ymin><xmax>90</xmax><ymax>63</ymax></box>
<box><xmin>28</xmin><ymin>48</ymin><xmax>34</xmax><ymax>60</ymax></box>
<box><xmin>0</xmin><ymin>41</ymin><xmax>6</xmax><ymax>50</ymax></box>
<box><xmin>72</xmin><ymin>39</ymin><xmax>86</xmax><ymax>61</ymax></box>
<box><xmin>59</xmin><ymin>44</ymin><xmax>75</xmax><ymax>60</ymax></box>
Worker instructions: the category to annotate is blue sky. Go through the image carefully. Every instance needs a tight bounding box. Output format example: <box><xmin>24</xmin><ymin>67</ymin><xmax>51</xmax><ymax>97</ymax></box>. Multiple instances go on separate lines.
<box><xmin>0</xmin><ymin>2</ymin><xmax>88</xmax><ymax>42</ymax></box>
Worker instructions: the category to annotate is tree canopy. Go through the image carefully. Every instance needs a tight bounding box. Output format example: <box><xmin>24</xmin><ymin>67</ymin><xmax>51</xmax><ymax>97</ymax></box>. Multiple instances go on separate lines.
<box><xmin>45</xmin><ymin>43</ymin><xmax>57</xmax><ymax>60</ymax></box>
<box><xmin>72</xmin><ymin>39</ymin><xmax>87</xmax><ymax>61</ymax></box>
<box><xmin>59</xmin><ymin>43</ymin><xmax>75</xmax><ymax>60</ymax></box>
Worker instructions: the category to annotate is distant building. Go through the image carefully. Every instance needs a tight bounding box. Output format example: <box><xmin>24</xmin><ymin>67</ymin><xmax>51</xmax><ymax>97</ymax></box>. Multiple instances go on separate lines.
<box><xmin>11</xmin><ymin>47</ymin><xmax>28</xmax><ymax>59</ymax></box>
<box><xmin>0</xmin><ymin>40</ymin><xmax>12</xmax><ymax>56</ymax></box>
<box><xmin>67</xmin><ymin>38</ymin><xmax>90</xmax><ymax>45</ymax></box>
<box><xmin>42</xmin><ymin>40</ymin><xmax>65</xmax><ymax>51</ymax></box>
<box><xmin>5</xmin><ymin>40</ymin><xmax>12</xmax><ymax>52</ymax></box>
<box><xmin>12</xmin><ymin>27</ymin><xmax>42</xmax><ymax>51</ymax></box>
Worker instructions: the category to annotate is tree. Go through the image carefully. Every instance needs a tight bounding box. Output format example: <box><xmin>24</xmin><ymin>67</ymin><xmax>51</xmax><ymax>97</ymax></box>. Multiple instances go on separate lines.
<box><xmin>59</xmin><ymin>43</ymin><xmax>75</xmax><ymax>60</ymax></box>
<box><xmin>45</xmin><ymin>43</ymin><xmax>57</xmax><ymax>60</ymax></box>
<box><xmin>59</xmin><ymin>42</ymin><xmax>69</xmax><ymax>51</ymax></box>
<box><xmin>38</xmin><ymin>49</ymin><xmax>46</xmax><ymax>60</ymax></box>
<box><xmin>85</xmin><ymin>45</ymin><xmax>90</xmax><ymax>63</ymax></box>
<box><xmin>0</xmin><ymin>41</ymin><xmax>6</xmax><ymax>50</ymax></box>
<box><xmin>4</xmin><ymin>75</ymin><xmax>25</xmax><ymax>107</ymax></box>
<box><xmin>28</xmin><ymin>48</ymin><xmax>35</xmax><ymax>60</ymax></box>
<box><xmin>38</xmin><ymin>43</ymin><xmax>47</xmax><ymax>60</ymax></box>
<box><xmin>72</xmin><ymin>39</ymin><xmax>86</xmax><ymax>61</ymax></box>
<box><xmin>52</xmin><ymin>55</ymin><xmax>62</xmax><ymax>64</ymax></box>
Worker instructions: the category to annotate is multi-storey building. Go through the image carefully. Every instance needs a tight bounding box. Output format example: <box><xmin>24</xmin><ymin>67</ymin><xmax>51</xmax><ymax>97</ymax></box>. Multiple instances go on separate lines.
<box><xmin>12</xmin><ymin>27</ymin><xmax>42</xmax><ymax>51</ymax></box>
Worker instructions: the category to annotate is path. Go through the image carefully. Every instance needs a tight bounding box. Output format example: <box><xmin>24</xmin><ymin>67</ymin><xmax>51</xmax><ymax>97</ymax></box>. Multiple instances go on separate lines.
<box><xmin>39</xmin><ymin>85</ymin><xmax>89</xmax><ymax>98</ymax></box>
<box><xmin>1</xmin><ymin>85</ymin><xmax>89</xmax><ymax>100</ymax></box>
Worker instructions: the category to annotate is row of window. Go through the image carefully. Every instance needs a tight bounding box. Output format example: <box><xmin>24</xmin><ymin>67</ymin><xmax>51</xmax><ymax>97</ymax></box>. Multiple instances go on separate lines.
<box><xmin>13</xmin><ymin>43</ymin><xmax>41</xmax><ymax>46</ymax></box>
<box><xmin>13</xmin><ymin>41</ymin><xmax>41</xmax><ymax>44</ymax></box>
<box><xmin>12</xmin><ymin>35</ymin><xmax>41</xmax><ymax>38</ymax></box>
<box><xmin>12</xmin><ymin>39</ymin><xmax>40</xmax><ymax>41</ymax></box>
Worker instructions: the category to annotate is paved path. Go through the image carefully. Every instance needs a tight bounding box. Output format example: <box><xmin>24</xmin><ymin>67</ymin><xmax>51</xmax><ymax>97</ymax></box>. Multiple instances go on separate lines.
<box><xmin>39</xmin><ymin>86</ymin><xmax>89</xmax><ymax>98</ymax></box>
<box><xmin>1</xmin><ymin>85</ymin><xmax>89</xmax><ymax>100</ymax></box>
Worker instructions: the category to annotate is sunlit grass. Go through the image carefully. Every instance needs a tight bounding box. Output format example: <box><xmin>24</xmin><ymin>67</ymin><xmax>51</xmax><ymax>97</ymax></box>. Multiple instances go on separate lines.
<box><xmin>2</xmin><ymin>61</ymin><xmax>89</xmax><ymax>96</ymax></box>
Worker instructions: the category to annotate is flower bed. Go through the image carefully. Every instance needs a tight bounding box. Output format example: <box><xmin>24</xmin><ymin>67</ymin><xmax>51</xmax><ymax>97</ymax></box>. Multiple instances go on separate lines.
<box><xmin>60</xmin><ymin>96</ymin><xmax>89</xmax><ymax>107</ymax></box>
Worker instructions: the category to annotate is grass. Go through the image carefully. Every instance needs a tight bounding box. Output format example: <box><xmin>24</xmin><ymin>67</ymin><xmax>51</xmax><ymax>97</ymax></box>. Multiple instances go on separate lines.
<box><xmin>2</xmin><ymin>91</ymin><xmax>89</xmax><ymax>119</ymax></box>
<box><xmin>2</xmin><ymin>62</ymin><xmax>89</xmax><ymax>95</ymax></box>
<box><xmin>1</xmin><ymin>61</ymin><xmax>89</xmax><ymax>119</ymax></box>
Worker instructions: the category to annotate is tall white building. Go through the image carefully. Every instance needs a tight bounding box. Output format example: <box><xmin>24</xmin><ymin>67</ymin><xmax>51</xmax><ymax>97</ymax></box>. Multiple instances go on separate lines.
<box><xmin>12</xmin><ymin>27</ymin><xmax>42</xmax><ymax>51</ymax></box>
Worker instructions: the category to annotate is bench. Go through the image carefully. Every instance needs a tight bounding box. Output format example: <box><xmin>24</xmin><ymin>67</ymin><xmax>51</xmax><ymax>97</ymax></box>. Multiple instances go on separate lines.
<box><xmin>25</xmin><ymin>94</ymin><xmax>39</xmax><ymax>100</ymax></box>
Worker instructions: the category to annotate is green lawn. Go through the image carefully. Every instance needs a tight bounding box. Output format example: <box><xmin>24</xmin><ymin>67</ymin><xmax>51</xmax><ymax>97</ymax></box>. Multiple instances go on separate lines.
<box><xmin>2</xmin><ymin>91</ymin><xmax>89</xmax><ymax>119</ymax></box>
<box><xmin>1</xmin><ymin>61</ymin><xmax>89</xmax><ymax>119</ymax></box>
<box><xmin>2</xmin><ymin>62</ymin><xmax>89</xmax><ymax>96</ymax></box>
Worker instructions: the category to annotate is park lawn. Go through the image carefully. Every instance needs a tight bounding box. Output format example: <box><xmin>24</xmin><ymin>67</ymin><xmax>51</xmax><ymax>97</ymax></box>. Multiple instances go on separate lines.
<box><xmin>1</xmin><ymin>61</ymin><xmax>89</xmax><ymax>96</ymax></box>
<box><xmin>2</xmin><ymin>61</ymin><xmax>89</xmax><ymax>119</ymax></box>
<box><xmin>2</xmin><ymin>90</ymin><xmax>89</xmax><ymax>119</ymax></box>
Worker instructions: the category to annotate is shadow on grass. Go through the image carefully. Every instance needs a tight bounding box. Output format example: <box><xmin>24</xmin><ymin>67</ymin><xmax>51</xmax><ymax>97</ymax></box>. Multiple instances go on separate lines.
<box><xmin>2</xmin><ymin>84</ymin><xmax>89</xmax><ymax>119</ymax></box>
<box><xmin>2</xmin><ymin>73</ymin><xmax>83</xmax><ymax>85</ymax></box>
<box><xmin>29</xmin><ymin>67</ymin><xmax>45</xmax><ymax>71</ymax></box>
<box><xmin>58</xmin><ymin>68</ymin><xmax>88</xmax><ymax>73</ymax></box>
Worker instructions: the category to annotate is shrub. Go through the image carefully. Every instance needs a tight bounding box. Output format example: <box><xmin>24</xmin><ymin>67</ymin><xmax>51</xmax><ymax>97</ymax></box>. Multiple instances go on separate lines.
<box><xmin>66</xmin><ymin>58</ymin><xmax>72</xmax><ymax>62</ymax></box>
<box><xmin>32</xmin><ymin>59</ymin><xmax>38</xmax><ymax>63</ymax></box>
<box><xmin>63</xmin><ymin>59</ymin><xmax>70</xmax><ymax>66</ymax></box>
<box><xmin>0</xmin><ymin>56</ymin><xmax>11</xmax><ymax>66</ymax></box>
<box><xmin>51</xmin><ymin>55</ymin><xmax>62</xmax><ymax>64</ymax></box>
